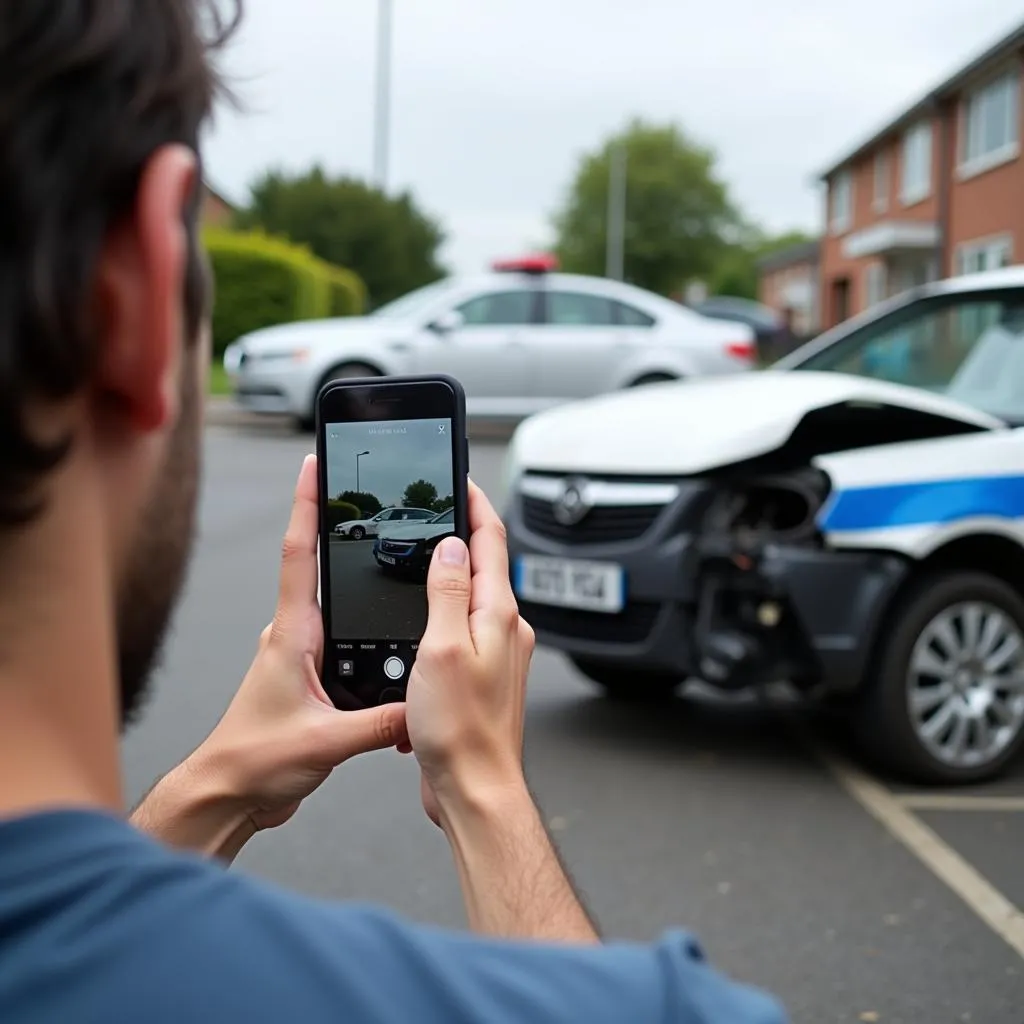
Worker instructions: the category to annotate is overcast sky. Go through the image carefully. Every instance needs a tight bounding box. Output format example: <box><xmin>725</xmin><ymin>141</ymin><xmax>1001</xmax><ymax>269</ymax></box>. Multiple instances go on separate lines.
<box><xmin>325</xmin><ymin>418</ymin><xmax>453</xmax><ymax>506</ymax></box>
<box><xmin>204</xmin><ymin>1</ymin><xmax>1024</xmax><ymax>276</ymax></box>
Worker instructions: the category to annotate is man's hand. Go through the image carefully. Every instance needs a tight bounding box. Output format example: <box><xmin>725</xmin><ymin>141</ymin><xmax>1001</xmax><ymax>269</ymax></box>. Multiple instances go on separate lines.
<box><xmin>405</xmin><ymin>480</ymin><xmax>533</xmax><ymax>822</ymax></box>
<box><xmin>405</xmin><ymin>482</ymin><xmax>598</xmax><ymax>942</ymax></box>
<box><xmin>131</xmin><ymin>455</ymin><xmax>407</xmax><ymax>860</ymax></box>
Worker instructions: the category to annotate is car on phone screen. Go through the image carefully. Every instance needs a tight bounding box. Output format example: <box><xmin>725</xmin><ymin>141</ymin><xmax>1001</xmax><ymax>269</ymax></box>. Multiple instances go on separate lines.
<box><xmin>222</xmin><ymin>255</ymin><xmax>755</xmax><ymax>430</ymax></box>
<box><xmin>504</xmin><ymin>266</ymin><xmax>1024</xmax><ymax>785</ymax></box>
<box><xmin>374</xmin><ymin>508</ymin><xmax>457</xmax><ymax>576</ymax></box>
<box><xmin>334</xmin><ymin>506</ymin><xmax>435</xmax><ymax>541</ymax></box>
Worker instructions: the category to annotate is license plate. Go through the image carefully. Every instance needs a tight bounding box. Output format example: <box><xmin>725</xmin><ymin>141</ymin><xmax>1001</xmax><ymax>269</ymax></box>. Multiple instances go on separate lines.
<box><xmin>514</xmin><ymin>556</ymin><xmax>625</xmax><ymax>613</ymax></box>
<box><xmin>378</xmin><ymin>553</ymin><xmax>397</xmax><ymax>565</ymax></box>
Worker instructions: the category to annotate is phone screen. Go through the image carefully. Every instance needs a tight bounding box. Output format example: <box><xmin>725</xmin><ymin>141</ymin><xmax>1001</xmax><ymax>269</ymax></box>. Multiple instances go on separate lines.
<box><xmin>322</xmin><ymin>412</ymin><xmax>457</xmax><ymax>707</ymax></box>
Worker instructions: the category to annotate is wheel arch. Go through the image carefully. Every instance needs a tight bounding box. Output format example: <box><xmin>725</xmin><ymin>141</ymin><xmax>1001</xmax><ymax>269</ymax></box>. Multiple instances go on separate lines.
<box><xmin>856</xmin><ymin>532</ymin><xmax>1024</xmax><ymax>692</ymax></box>
<box><xmin>306</xmin><ymin>358</ymin><xmax>387</xmax><ymax>415</ymax></box>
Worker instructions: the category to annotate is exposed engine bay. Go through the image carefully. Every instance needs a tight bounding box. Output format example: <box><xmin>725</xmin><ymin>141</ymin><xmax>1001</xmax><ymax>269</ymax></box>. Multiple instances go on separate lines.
<box><xmin>681</xmin><ymin>401</ymin><xmax>991</xmax><ymax>692</ymax></box>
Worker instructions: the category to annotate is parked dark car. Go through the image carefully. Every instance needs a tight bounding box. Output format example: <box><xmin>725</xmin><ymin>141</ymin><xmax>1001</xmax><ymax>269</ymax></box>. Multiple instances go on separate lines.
<box><xmin>693</xmin><ymin>297</ymin><xmax>797</xmax><ymax>361</ymax></box>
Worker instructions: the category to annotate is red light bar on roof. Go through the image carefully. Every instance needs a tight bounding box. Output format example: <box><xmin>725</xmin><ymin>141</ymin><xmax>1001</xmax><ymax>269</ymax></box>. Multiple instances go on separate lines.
<box><xmin>491</xmin><ymin>254</ymin><xmax>559</xmax><ymax>275</ymax></box>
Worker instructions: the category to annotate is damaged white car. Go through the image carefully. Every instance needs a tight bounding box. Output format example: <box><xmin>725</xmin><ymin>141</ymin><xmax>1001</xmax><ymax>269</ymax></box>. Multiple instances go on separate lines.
<box><xmin>504</xmin><ymin>268</ymin><xmax>1024</xmax><ymax>784</ymax></box>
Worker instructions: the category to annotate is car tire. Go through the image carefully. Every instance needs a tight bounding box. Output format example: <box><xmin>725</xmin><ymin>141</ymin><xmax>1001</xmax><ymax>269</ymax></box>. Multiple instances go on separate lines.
<box><xmin>349</xmin><ymin>526</ymin><xmax>366</xmax><ymax>541</ymax></box>
<box><xmin>296</xmin><ymin>362</ymin><xmax>382</xmax><ymax>432</ymax></box>
<box><xmin>853</xmin><ymin>570</ymin><xmax>1024</xmax><ymax>786</ymax></box>
<box><xmin>628</xmin><ymin>373</ymin><xmax>677</xmax><ymax>388</ymax></box>
<box><xmin>570</xmin><ymin>658</ymin><xmax>682</xmax><ymax>702</ymax></box>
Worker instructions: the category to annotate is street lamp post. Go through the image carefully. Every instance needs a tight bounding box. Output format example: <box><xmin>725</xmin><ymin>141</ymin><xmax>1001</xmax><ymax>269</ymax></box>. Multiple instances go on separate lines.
<box><xmin>373</xmin><ymin>0</ymin><xmax>393</xmax><ymax>192</ymax></box>
<box><xmin>355</xmin><ymin>450</ymin><xmax>370</xmax><ymax>494</ymax></box>
<box><xmin>605</xmin><ymin>141</ymin><xmax>628</xmax><ymax>281</ymax></box>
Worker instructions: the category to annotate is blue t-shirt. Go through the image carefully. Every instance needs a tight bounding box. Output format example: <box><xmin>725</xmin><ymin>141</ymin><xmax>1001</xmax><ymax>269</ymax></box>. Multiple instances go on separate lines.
<box><xmin>0</xmin><ymin>810</ymin><xmax>787</xmax><ymax>1023</ymax></box>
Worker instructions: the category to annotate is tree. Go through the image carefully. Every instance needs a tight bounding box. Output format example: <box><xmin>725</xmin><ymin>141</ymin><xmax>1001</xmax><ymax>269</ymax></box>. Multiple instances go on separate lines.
<box><xmin>337</xmin><ymin>490</ymin><xmax>382</xmax><ymax>517</ymax></box>
<box><xmin>403</xmin><ymin>480</ymin><xmax>438</xmax><ymax>510</ymax></box>
<box><xmin>237</xmin><ymin>166</ymin><xmax>446</xmax><ymax>307</ymax></box>
<box><xmin>707</xmin><ymin>228</ymin><xmax>817</xmax><ymax>301</ymax></box>
<box><xmin>433</xmin><ymin>493</ymin><xmax>454</xmax><ymax>514</ymax></box>
<box><xmin>552</xmin><ymin>120</ymin><xmax>740</xmax><ymax>296</ymax></box>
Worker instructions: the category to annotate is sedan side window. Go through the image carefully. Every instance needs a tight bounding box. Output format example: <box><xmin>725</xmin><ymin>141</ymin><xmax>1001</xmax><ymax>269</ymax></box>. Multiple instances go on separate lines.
<box><xmin>614</xmin><ymin>301</ymin><xmax>656</xmax><ymax>328</ymax></box>
<box><xmin>456</xmin><ymin>291</ymin><xmax>535</xmax><ymax>326</ymax></box>
<box><xmin>545</xmin><ymin>291</ymin><xmax>618</xmax><ymax>326</ymax></box>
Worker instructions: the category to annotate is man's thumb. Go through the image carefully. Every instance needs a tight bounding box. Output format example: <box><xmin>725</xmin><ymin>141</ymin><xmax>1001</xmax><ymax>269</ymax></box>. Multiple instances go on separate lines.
<box><xmin>423</xmin><ymin>537</ymin><xmax>472</xmax><ymax>645</ymax></box>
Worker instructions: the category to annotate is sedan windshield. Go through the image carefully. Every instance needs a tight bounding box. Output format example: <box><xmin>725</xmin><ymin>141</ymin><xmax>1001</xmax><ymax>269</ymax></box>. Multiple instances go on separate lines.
<box><xmin>789</xmin><ymin>291</ymin><xmax>1024</xmax><ymax>424</ymax></box>
<box><xmin>369</xmin><ymin>279</ymin><xmax>457</xmax><ymax>321</ymax></box>
<box><xmin>432</xmin><ymin>508</ymin><xmax>455</xmax><ymax>524</ymax></box>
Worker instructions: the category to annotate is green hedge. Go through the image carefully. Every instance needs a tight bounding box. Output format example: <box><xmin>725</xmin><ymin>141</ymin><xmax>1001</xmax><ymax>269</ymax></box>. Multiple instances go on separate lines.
<box><xmin>326</xmin><ymin>499</ymin><xmax>363</xmax><ymax>532</ymax></box>
<box><xmin>204</xmin><ymin>229</ymin><xmax>366</xmax><ymax>357</ymax></box>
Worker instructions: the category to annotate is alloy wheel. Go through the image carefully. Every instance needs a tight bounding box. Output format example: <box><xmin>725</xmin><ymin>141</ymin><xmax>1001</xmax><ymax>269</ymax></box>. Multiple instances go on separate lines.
<box><xmin>907</xmin><ymin>601</ymin><xmax>1024</xmax><ymax>770</ymax></box>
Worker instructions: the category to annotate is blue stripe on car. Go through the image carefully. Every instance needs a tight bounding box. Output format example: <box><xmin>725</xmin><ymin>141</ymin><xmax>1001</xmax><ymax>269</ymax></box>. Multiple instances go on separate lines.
<box><xmin>820</xmin><ymin>475</ymin><xmax>1024</xmax><ymax>532</ymax></box>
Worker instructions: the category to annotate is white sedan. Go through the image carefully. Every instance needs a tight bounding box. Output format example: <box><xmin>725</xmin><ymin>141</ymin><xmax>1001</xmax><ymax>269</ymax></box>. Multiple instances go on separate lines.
<box><xmin>223</xmin><ymin>256</ymin><xmax>756</xmax><ymax>429</ymax></box>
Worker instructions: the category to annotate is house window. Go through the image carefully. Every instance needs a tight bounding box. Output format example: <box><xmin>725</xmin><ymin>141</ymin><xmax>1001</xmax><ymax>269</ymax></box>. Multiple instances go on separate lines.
<box><xmin>864</xmin><ymin>263</ymin><xmax>887</xmax><ymax>308</ymax></box>
<box><xmin>962</xmin><ymin>71</ymin><xmax>1020</xmax><ymax>170</ymax></box>
<box><xmin>901</xmin><ymin>122</ymin><xmax>932</xmax><ymax>204</ymax></box>
<box><xmin>830</xmin><ymin>171</ymin><xmax>853</xmax><ymax>234</ymax></box>
<box><xmin>956</xmin><ymin>236</ymin><xmax>1014</xmax><ymax>276</ymax></box>
<box><xmin>873</xmin><ymin>151</ymin><xmax>889</xmax><ymax>212</ymax></box>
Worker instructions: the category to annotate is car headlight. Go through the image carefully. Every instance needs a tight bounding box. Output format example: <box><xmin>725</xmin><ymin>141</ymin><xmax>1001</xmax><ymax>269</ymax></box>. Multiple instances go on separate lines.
<box><xmin>223</xmin><ymin>343</ymin><xmax>243</xmax><ymax>374</ymax></box>
<box><xmin>250</xmin><ymin>347</ymin><xmax>311</xmax><ymax>364</ymax></box>
<box><xmin>501</xmin><ymin>429</ymin><xmax>524</xmax><ymax>500</ymax></box>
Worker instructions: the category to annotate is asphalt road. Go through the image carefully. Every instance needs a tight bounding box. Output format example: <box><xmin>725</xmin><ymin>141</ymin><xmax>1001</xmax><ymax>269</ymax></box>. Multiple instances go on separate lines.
<box><xmin>123</xmin><ymin>422</ymin><xmax>1024</xmax><ymax>1024</ymax></box>
<box><xmin>328</xmin><ymin>538</ymin><xmax>427</xmax><ymax>638</ymax></box>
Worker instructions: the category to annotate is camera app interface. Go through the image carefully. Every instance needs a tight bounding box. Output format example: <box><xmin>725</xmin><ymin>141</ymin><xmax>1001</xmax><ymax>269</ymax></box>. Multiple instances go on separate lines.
<box><xmin>325</xmin><ymin>416</ymin><xmax>454</xmax><ymax>699</ymax></box>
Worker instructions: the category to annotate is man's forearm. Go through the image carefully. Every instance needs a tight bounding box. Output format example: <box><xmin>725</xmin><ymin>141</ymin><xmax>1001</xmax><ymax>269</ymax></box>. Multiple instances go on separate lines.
<box><xmin>129</xmin><ymin>754</ymin><xmax>256</xmax><ymax>863</ymax></box>
<box><xmin>439</xmin><ymin>782</ymin><xmax>600</xmax><ymax>944</ymax></box>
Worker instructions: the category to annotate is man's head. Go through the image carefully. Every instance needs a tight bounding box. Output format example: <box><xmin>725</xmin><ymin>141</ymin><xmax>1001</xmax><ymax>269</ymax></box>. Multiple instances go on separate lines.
<box><xmin>0</xmin><ymin>1</ymin><xmax>238</xmax><ymax>725</ymax></box>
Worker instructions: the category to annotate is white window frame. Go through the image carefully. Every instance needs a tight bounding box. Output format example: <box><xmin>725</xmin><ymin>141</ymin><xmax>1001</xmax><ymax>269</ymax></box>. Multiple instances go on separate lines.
<box><xmin>959</xmin><ymin>70</ymin><xmax>1020</xmax><ymax>179</ymax></box>
<box><xmin>900</xmin><ymin>122</ymin><xmax>932</xmax><ymax>205</ymax></box>
<box><xmin>955</xmin><ymin>234</ymin><xmax>1014</xmax><ymax>276</ymax></box>
<box><xmin>864</xmin><ymin>263</ymin><xmax>887</xmax><ymax>308</ymax></box>
<box><xmin>873</xmin><ymin>151</ymin><xmax>889</xmax><ymax>213</ymax></box>
<box><xmin>830</xmin><ymin>171</ymin><xmax>853</xmax><ymax>234</ymax></box>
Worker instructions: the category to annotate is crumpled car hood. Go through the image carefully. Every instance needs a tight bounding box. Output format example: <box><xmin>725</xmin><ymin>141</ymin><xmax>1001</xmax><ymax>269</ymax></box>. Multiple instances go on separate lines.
<box><xmin>507</xmin><ymin>371</ymin><xmax>1005</xmax><ymax>477</ymax></box>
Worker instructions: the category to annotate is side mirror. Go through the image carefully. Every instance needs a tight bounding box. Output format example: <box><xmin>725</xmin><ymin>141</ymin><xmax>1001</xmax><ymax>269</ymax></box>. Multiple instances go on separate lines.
<box><xmin>430</xmin><ymin>309</ymin><xmax>464</xmax><ymax>335</ymax></box>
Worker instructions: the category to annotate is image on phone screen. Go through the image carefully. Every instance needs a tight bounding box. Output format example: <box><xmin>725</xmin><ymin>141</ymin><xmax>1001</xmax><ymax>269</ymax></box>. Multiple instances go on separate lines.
<box><xmin>323</xmin><ymin>414</ymin><xmax>454</xmax><ymax>705</ymax></box>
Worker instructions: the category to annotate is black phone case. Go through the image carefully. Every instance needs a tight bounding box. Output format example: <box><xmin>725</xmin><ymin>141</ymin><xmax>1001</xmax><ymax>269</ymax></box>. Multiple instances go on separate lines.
<box><xmin>314</xmin><ymin>374</ymin><xmax>470</xmax><ymax>708</ymax></box>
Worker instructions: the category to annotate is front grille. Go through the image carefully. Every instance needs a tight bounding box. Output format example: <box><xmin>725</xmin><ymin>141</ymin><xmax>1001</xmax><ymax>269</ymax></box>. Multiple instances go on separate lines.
<box><xmin>518</xmin><ymin>600</ymin><xmax>661</xmax><ymax>644</ymax></box>
<box><xmin>381</xmin><ymin>539</ymin><xmax>416</xmax><ymax>553</ymax></box>
<box><xmin>522</xmin><ymin>496</ymin><xmax>665</xmax><ymax>544</ymax></box>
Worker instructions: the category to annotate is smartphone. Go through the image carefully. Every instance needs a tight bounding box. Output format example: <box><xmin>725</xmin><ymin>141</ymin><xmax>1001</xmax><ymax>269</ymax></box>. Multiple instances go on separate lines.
<box><xmin>316</xmin><ymin>375</ymin><xmax>470</xmax><ymax>710</ymax></box>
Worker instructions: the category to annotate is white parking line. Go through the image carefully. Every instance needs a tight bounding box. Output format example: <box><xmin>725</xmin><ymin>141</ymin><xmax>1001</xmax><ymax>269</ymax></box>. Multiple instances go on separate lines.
<box><xmin>893</xmin><ymin>794</ymin><xmax>1024</xmax><ymax>812</ymax></box>
<box><xmin>813</xmin><ymin>747</ymin><xmax>1024</xmax><ymax>961</ymax></box>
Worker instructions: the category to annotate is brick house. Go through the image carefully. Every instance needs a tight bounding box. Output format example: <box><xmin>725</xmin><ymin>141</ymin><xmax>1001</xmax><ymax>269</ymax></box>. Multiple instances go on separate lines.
<box><xmin>756</xmin><ymin>239</ymin><xmax>821</xmax><ymax>336</ymax></box>
<box><xmin>820</xmin><ymin>20</ymin><xmax>1024</xmax><ymax>328</ymax></box>
<box><xmin>200</xmin><ymin>182</ymin><xmax>235</xmax><ymax>228</ymax></box>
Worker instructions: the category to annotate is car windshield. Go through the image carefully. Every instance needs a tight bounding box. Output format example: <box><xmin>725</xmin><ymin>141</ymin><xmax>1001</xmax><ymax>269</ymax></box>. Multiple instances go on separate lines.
<box><xmin>431</xmin><ymin>508</ymin><xmax>455</xmax><ymax>524</ymax></box>
<box><xmin>788</xmin><ymin>291</ymin><xmax>1024</xmax><ymax>424</ymax></box>
<box><xmin>368</xmin><ymin>279</ymin><xmax>458</xmax><ymax>321</ymax></box>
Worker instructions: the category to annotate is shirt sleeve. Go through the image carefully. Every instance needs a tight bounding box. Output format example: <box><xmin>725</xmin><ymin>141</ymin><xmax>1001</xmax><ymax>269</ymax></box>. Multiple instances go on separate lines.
<box><xmin>222</xmin><ymin>881</ymin><xmax>790</xmax><ymax>1024</ymax></box>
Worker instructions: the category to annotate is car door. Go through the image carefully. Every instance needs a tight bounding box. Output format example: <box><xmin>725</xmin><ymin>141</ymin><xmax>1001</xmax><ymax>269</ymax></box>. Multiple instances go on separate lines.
<box><xmin>411</xmin><ymin>288</ymin><xmax>537</xmax><ymax>406</ymax></box>
<box><xmin>531</xmin><ymin>290</ymin><xmax>652</xmax><ymax>399</ymax></box>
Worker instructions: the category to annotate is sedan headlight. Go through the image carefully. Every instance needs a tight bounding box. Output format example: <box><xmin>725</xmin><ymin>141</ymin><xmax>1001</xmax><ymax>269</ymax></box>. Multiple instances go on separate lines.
<box><xmin>223</xmin><ymin>342</ymin><xmax>243</xmax><ymax>374</ymax></box>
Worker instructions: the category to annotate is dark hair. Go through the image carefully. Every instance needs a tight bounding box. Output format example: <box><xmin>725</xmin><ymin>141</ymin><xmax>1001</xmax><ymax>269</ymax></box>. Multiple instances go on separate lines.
<box><xmin>0</xmin><ymin>0</ymin><xmax>240</xmax><ymax>525</ymax></box>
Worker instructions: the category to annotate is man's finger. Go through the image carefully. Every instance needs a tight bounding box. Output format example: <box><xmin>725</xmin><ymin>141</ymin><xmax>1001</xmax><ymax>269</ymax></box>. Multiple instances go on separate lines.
<box><xmin>422</xmin><ymin>536</ymin><xmax>473</xmax><ymax>652</ymax></box>
<box><xmin>314</xmin><ymin>702</ymin><xmax>409</xmax><ymax>764</ymax></box>
<box><xmin>466</xmin><ymin>480</ymin><xmax>517</xmax><ymax>626</ymax></box>
<box><xmin>276</xmin><ymin>455</ymin><xmax>319</xmax><ymax>621</ymax></box>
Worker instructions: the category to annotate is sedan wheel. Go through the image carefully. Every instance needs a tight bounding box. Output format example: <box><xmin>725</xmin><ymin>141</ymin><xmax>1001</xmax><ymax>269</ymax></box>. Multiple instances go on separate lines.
<box><xmin>854</xmin><ymin>571</ymin><xmax>1024</xmax><ymax>784</ymax></box>
<box><xmin>350</xmin><ymin>526</ymin><xmax>366</xmax><ymax>541</ymax></box>
<box><xmin>907</xmin><ymin>602</ymin><xmax>1024</xmax><ymax>772</ymax></box>
<box><xmin>296</xmin><ymin>362</ymin><xmax>381</xmax><ymax>432</ymax></box>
